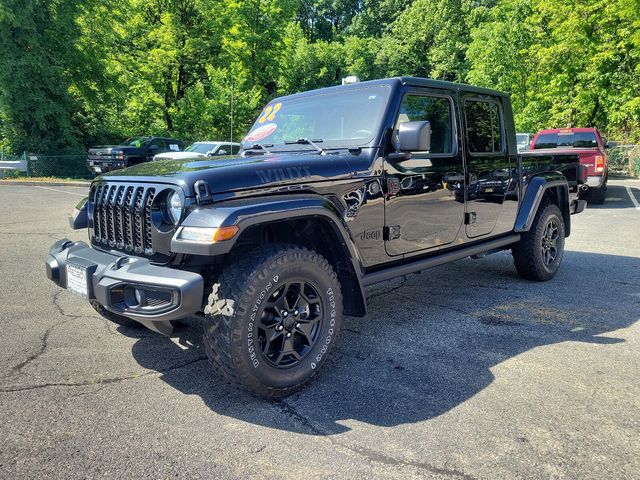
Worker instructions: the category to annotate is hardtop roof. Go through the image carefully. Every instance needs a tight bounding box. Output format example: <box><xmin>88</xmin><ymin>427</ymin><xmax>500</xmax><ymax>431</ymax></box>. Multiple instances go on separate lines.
<box><xmin>269</xmin><ymin>77</ymin><xmax>509</xmax><ymax>103</ymax></box>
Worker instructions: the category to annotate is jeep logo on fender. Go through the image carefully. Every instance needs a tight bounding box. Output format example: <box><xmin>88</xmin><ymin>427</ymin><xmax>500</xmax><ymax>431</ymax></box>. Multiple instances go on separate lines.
<box><xmin>360</xmin><ymin>229</ymin><xmax>381</xmax><ymax>241</ymax></box>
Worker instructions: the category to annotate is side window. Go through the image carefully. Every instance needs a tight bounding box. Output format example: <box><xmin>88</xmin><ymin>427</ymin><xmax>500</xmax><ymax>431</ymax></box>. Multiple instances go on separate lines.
<box><xmin>396</xmin><ymin>94</ymin><xmax>453</xmax><ymax>154</ymax></box>
<box><xmin>231</xmin><ymin>145</ymin><xmax>241</xmax><ymax>154</ymax></box>
<box><xmin>149</xmin><ymin>138</ymin><xmax>166</xmax><ymax>152</ymax></box>
<box><xmin>465</xmin><ymin>100</ymin><xmax>503</xmax><ymax>153</ymax></box>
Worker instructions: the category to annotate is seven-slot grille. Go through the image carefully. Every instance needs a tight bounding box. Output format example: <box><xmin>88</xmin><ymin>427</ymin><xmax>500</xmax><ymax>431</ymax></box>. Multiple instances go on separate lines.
<box><xmin>92</xmin><ymin>184</ymin><xmax>157</xmax><ymax>255</ymax></box>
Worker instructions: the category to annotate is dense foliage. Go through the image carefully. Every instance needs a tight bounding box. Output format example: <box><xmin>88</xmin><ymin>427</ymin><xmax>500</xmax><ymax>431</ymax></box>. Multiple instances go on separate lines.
<box><xmin>0</xmin><ymin>0</ymin><xmax>638</xmax><ymax>156</ymax></box>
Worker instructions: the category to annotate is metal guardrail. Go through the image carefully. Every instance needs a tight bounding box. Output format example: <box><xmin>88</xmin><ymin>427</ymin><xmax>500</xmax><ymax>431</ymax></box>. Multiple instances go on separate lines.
<box><xmin>0</xmin><ymin>160</ymin><xmax>28</xmax><ymax>171</ymax></box>
<box><xmin>0</xmin><ymin>153</ymin><xmax>93</xmax><ymax>179</ymax></box>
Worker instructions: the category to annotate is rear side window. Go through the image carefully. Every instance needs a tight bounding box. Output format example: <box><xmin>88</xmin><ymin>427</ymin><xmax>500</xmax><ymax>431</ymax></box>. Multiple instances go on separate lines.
<box><xmin>231</xmin><ymin>145</ymin><xmax>241</xmax><ymax>154</ymax></box>
<box><xmin>465</xmin><ymin>100</ymin><xmax>503</xmax><ymax>153</ymax></box>
<box><xmin>534</xmin><ymin>133</ymin><xmax>557</xmax><ymax>149</ymax></box>
<box><xmin>395</xmin><ymin>94</ymin><xmax>453</xmax><ymax>154</ymax></box>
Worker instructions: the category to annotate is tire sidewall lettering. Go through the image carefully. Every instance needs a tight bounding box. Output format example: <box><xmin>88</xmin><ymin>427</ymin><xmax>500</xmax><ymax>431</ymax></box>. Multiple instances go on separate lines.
<box><xmin>246</xmin><ymin>275</ymin><xmax>280</xmax><ymax>368</ymax></box>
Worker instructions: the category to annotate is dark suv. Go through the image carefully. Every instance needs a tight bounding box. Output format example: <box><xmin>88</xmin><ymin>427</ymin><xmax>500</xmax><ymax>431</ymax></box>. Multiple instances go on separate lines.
<box><xmin>87</xmin><ymin>137</ymin><xmax>184</xmax><ymax>174</ymax></box>
<box><xmin>49</xmin><ymin>77</ymin><xmax>586</xmax><ymax>397</ymax></box>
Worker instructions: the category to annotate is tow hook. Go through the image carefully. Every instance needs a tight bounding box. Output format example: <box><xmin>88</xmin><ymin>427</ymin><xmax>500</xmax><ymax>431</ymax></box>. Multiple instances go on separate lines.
<box><xmin>579</xmin><ymin>184</ymin><xmax>589</xmax><ymax>192</ymax></box>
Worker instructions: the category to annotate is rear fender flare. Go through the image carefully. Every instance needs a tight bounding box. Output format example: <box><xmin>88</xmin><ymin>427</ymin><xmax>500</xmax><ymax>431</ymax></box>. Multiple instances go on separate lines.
<box><xmin>514</xmin><ymin>173</ymin><xmax>571</xmax><ymax>236</ymax></box>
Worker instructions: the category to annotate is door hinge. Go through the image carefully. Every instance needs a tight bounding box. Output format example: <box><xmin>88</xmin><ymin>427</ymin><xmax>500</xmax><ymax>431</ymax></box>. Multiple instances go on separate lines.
<box><xmin>384</xmin><ymin>225</ymin><xmax>401</xmax><ymax>240</ymax></box>
<box><xmin>465</xmin><ymin>212</ymin><xmax>477</xmax><ymax>225</ymax></box>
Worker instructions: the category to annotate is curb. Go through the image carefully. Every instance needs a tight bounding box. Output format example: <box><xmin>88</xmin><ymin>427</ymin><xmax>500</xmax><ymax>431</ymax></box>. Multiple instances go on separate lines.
<box><xmin>0</xmin><ymin>180</ymin><xmax>91</xmax><ymax>187</ymax></box>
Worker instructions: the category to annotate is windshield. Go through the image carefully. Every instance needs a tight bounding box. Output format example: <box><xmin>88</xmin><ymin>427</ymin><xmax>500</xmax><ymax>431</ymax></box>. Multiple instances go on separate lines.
<box><xmin>242</xmin><ymin>85</ymin><xmax>391</xmax><ymax>150</ymax></box>
<box><xmin>185</xmin><ymin>142</ymin><xmax>218</xmax><ymax>154</ymax></box>
<box><xmin>123</xmin><ymin>137</ymin><xmax>150</xmax><ymax>147</ymax></box>
<box><xmin>534</xmin><ymin>131</ymin><xmax>598</xmax><ymax>149</ymax></box>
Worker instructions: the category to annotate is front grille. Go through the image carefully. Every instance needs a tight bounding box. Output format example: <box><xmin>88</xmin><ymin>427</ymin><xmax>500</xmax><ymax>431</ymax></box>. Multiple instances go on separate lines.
<box><xmin>92</xmin><ymin>184</ymin><xmax>156</xmax><ymax>255</ymax></box>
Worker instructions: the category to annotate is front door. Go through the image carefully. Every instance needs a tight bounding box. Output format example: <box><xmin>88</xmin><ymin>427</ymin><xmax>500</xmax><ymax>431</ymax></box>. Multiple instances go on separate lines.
<box><xmin>384</xmin><ymin>89</ymin><xmax>465</xmax><ymax>256</ymax></box>
<box><xmin>462</xmin><ymin>95</ymin><xmax>511</xmax><ymax>238</ymax></box>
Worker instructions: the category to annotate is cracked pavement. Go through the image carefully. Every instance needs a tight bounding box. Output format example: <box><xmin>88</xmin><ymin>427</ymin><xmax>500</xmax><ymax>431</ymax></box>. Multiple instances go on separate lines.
<box><xmin>1</xmin><ymin>180</ymin><xmax>639</xmax><ymax>479</ymax></box>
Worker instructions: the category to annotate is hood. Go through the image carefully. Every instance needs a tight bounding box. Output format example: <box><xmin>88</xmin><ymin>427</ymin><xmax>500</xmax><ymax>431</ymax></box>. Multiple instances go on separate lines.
<box><xmin>88</xmin><ymin>146</ymin><xmax>118</xmax><ymax>153</ymax></box>
<box><xmin>99</xmin><ymin>151</ymin><xmax>371</xmax><ymax>196</ymax></box>
<box><xmin>111</xmin><ymin>146</ymin><xmax>144</xmax><ymax>154</ymax></box>
<box><xmin>154</xmin><ymin>151</ymin><xmax>206</xmax><ymax>160</ymax></box>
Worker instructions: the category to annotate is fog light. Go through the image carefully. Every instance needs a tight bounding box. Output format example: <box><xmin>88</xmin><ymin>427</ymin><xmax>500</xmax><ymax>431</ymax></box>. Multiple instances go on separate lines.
<box><xmin>135</xmin><ymin>288</ymin><xmax>144</xmax><ymax>306</ymax></box>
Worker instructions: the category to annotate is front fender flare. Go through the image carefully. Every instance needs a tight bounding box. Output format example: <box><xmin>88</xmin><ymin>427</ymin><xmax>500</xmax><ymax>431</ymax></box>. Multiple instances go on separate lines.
<box><xmin>173</xmin><ymin>194</ymin><xmax>367</xmax><ymax>316</ymax></box>
<box><xmin>514</xmin><ymin>173</ymin><xmax>571</xmax><ymax>236</ymax></box>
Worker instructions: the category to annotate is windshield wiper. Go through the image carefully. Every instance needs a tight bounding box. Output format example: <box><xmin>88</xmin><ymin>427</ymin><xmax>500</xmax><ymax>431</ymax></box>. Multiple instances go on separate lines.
<box><xmin>284</xmin><ymin>138</ymin><xmax>326</xmax><ymax>155</ymax></box>
<box><xmin>242</xmin><ymin>143</ymin><xmax>273</xmax><ymax>156</ymax></box>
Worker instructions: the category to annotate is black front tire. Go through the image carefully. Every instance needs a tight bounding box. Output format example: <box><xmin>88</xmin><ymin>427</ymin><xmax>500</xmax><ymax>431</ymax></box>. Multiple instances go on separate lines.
<box><xmin>203</xmin><ymin>244</ymin><xmax>343</xmax><ymax>398</ymax></box>
<box><xmin>512</xmin><ymin>203</ymin><xmax>565</xmax><ymax>281</ymax></box>
<box><xmin>91</xmin><ymin>301</ymin><xmax>142</xmax><ymax>328</ymax></box>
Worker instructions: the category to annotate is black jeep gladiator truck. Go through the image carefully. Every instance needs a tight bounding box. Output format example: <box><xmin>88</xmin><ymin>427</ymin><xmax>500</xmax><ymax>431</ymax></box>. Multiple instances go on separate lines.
<box><xmin>48</xmin><ymin>77</ymin><xmax>587</xmax><ymax>397</ymax></box>
<box><xmin>87</xmin><ymin>137</ymin><xmax>184</xmax><ymax>174</ymax></box>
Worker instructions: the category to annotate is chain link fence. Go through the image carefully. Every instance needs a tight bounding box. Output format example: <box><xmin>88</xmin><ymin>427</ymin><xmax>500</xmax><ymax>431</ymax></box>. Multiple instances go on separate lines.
<box><xmin>607</xmin><ymin>144</ymin><xmax>640</xmax><ymax>177</ymax></box>
<box><xmin>0</xmin><ymin>152</ymin><xmax>93</xmax><ymax>179</ymax></box>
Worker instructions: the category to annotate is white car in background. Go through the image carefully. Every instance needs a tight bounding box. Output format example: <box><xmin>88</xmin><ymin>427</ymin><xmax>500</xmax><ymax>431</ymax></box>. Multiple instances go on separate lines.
<box><xmin>516</xmin><ymin>133</ymin><xmax>533</xmax><ymax>152</ymax></box>
<box><xmin>153</xmin><ymin>141</ymin><xmax>241</xmax><ymax>160</ymax></box>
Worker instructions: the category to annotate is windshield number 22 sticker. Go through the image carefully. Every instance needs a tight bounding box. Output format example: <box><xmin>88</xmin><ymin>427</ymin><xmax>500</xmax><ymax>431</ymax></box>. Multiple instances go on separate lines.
<box><xmin>258</xmin><ymin>102</ymin><xmax>282</xmax><ymax>124</ymax></box>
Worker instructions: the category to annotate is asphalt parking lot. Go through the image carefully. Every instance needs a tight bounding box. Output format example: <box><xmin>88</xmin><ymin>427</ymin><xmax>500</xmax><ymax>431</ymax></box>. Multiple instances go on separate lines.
<box><xmin>1</xmin><ymin>179</ymin><xmax>639</xmax><ymax>479</ymax></box>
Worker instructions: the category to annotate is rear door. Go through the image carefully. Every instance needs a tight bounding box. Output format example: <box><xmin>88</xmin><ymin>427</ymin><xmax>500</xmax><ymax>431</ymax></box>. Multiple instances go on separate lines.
<box><xmin>462</xmin><ymin>95</ymin><xmax>511</xmax><ymax>238</ymax></box>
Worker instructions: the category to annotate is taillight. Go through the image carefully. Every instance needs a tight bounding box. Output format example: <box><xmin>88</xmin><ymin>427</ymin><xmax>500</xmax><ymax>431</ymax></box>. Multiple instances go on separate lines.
<box><xmin>595</xmin><ymin>155</ymin><xmax>605</xmax><ymax>173</ymax></box>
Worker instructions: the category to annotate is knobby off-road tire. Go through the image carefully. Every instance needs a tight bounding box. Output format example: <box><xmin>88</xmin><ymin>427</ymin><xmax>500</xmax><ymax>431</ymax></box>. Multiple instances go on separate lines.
<box><xmin>203</xmin><ymin>244</ymin><xmax>343</xmax><ymax>398</ymax></box>
<box><xmin>512</xmin><ymin>203</ymin><xmax>565</xmax><ymax>281</ymax></box>
<box><xmin>90</xmin><ymin>301</ymin><xmax>142</xmax><ymax>328</ymax></box>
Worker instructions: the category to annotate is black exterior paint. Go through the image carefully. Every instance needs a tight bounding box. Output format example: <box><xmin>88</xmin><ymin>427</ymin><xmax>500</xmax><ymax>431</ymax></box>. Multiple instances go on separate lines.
<box><xmin>61</xmin><ymin>77</ymin><xmax>583</xmax><ymax>325</ymax></box>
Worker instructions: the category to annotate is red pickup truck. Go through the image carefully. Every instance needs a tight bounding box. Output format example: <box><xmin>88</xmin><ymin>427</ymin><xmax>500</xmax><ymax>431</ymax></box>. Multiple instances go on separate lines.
<box><xmin>530</xmin><ymin>127</ymin><xmax>608</xmax><ymax>204</ymax></box>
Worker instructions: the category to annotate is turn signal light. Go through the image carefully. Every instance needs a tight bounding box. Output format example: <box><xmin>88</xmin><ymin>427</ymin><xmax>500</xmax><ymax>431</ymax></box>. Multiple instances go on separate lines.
<box><xmin>213</xmin><ymin>226</ymin><xmax>239</xmax><ymax>241</ymax></box>
<box><xmin>177</xmin><ymin>225</ymin><xmax>239</xmax><ymax>243</ymax></box>
<box><xmin>595</xmin><ymin>156</ymin><xmax>605</xmax><ymax>173</ymax></box>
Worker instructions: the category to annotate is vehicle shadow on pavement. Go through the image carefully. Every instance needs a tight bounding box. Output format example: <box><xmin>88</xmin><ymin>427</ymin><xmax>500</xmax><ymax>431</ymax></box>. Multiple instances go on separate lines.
<box><xmin>126</xmin><ymin>250</ymin><xmax>639</xmax><ymax>435</ymax></box>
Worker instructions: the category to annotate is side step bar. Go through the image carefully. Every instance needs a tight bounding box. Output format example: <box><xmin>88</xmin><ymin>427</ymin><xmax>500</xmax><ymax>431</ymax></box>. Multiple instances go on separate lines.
<box><xmin>361</xmin><ymin>234</ymin><xmax>521</xmax><ymax>287</ymax></box>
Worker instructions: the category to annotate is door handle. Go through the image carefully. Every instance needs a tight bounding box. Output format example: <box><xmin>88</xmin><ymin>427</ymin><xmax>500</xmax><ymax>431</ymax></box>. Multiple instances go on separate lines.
<box><xmin>443</xmin><ymin>174</ymin><xmax>464</xmax><ymax>182</ymax></box>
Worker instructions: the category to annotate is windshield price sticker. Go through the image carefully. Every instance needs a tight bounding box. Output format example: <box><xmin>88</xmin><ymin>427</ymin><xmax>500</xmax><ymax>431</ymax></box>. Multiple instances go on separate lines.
<box><xmin>246</xmin><ymin>123</ymin><xmax>277</xmax><ymax>143</ymax></box>
<box><xmin>258</xmin><ymin>102</ymin><xmax>282</xmax><ymax>124</ymax></box>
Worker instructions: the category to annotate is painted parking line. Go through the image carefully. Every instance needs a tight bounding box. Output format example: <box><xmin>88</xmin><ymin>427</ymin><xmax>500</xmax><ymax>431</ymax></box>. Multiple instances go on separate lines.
<box><xmin>35</xmin><ymin>186</ymin><xmax>86</xmax><ymax>197</ymax></box>
<box><xmin>625</xmin><ymin>186</ymin><xmax>640</xmax><ymax>210</ymax></box>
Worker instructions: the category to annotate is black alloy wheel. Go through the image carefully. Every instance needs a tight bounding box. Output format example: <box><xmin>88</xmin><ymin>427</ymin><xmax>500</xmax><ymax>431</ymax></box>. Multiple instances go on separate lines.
<box><xmin>260</xmin><ymin>281</ymin><xmax>323</xmax><ymax>368</ymax></box>
<box><xmin>541</xmin><ymin>218</ymin><xmax>560</xmax><ymax>266</ymax></box>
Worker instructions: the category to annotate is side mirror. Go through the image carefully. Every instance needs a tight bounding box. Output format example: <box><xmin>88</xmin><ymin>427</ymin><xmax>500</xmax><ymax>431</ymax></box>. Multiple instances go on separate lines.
<box><xmin>396</xmin><ymin>121</ymin><xmax>431</xmax><ymax>152</ymax></box>
<box><xmin>605</xmin><ymin>141</ymin><xmax>617</xmax><ymax>149</ymax></box>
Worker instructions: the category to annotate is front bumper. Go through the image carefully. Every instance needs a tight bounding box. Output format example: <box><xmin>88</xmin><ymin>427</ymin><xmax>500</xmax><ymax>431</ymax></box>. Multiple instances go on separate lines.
<box><xmin>86</xmin><ymin>160</ymin><xmax>126</xmax><ymax>174</ymax></box>
<box><xmin>46</xmin><ymin>239</ymin><xmax>204</xmax><ymax>331</ymax></box>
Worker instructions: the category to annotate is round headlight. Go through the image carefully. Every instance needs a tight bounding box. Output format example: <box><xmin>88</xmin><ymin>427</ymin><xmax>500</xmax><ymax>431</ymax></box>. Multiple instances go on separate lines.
<box><xmin>166</xmin><ymin>191</ymin><xmax>183</xmax><ymax>224</ymax></box>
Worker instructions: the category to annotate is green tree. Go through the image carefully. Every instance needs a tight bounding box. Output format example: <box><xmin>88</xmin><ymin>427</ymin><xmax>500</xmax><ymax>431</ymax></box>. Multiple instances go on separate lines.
<box><xmin>376</xmin><ymin>0</ymin><xmax>472</xmax><ymax>81</ymax></box>
<box><xmin>0</xmin><ymin>0</ymin><xmax>112</xmax><ymax>153</ymax></box>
